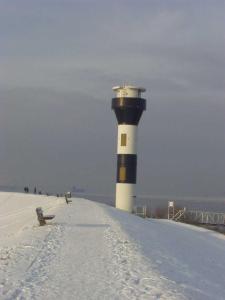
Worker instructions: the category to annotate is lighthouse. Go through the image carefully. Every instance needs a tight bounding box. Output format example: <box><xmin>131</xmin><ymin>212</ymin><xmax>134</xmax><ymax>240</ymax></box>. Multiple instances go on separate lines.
<box><xmin>112</xmin><ymin>85</ymin><xmax>146</xmax><ymax>213</ymax></box>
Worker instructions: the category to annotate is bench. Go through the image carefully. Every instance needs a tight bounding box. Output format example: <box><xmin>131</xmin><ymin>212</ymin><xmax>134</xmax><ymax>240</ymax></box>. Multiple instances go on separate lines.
<box><xmin>36</xmin><ymin>207</ymin><xmax>55</xmax><ymax>226</ymax></box>
<box><xmin>65</xmin><ymin>192</ymin><xmax>72</xmax><ymax>204</ymax></box>
<box><xmin>66</xmin><ymin>192</ymin><xmax>72</xmax><ymax>198</ymax></box>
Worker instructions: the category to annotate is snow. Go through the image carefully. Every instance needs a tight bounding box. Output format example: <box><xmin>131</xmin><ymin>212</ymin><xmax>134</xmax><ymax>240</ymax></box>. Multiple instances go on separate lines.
<box><xmin>0</xmin><ymin>192</ymin><xmax>64</xmax><ymax>248</ymax></box>
<box><xmin>0</xmin><ymin>192</ymin><xmax>225</xmax><ymax>300</ymax></box>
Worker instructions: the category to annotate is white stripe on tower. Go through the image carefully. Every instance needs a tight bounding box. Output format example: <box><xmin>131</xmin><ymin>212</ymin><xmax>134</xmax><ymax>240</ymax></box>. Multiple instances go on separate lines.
<box><xmin>117</xmin><ymin>125</ymin><xmax>137</xmax><ymax>154</ymax></box>
<box><xmin>112</xmin><ymin>85</ymin><xmax>146</xmax><ymax>213</ymax></box>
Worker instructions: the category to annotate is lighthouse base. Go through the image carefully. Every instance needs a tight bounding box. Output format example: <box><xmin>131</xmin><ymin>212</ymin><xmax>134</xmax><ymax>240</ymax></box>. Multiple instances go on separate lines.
<box><xmin>115</xmin><ymin>183</ymin><xmax>135</xmax><ymax>213</ymax></box>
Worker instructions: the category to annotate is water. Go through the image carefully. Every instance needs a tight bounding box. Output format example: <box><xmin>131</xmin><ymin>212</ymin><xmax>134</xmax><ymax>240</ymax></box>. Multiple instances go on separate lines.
<box><xmin>74</xmin><ymin>193</ymin><xmax>225</xmax><ymax>217</ymax></box>
<box><xmin>2</xmin><ymin>186</ymin><xmax>224</xmax><ymax>217</ymax></box>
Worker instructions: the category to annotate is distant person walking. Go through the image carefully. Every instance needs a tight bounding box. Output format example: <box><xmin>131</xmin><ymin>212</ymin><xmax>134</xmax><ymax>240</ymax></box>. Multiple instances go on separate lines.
<box><xmin>24</xmin><ymin>187</ymin><xmax>29</xmax><ymax>193</ymax></box>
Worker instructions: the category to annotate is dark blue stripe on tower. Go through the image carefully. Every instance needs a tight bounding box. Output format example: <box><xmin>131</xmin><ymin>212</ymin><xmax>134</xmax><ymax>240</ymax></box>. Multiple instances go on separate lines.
<box><xmin>112</xmin><ymin>97</ymin><xmax>146</xmax><ymax>125</ymax></box>
<box><xmin>117</xmin><ymin>154</ymin><xmax>137</xmax><ymax>184</ymax></box>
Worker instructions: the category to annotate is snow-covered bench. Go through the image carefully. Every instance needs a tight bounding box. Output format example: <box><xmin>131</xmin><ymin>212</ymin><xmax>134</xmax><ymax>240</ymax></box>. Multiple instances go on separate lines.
<box><xmin>65</xmin><ymin>193</ymin><xmax>72</xmax><ymax>204</ymax></box>
<box><xmin>66</xmin><ymin>191</ymin><xmax>72</xmax><ymax>198</ymax></box>
<box><xmin>36</xmin><ymin>207</ymin><xmax>55</xmax><ymax>226</ymax></box>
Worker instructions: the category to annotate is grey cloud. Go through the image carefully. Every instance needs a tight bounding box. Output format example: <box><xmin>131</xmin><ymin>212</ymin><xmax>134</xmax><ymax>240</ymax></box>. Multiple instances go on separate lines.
<box><xmin>0</xmin><ymin>0</ymin><xmax>225</xmax><ymax>197</ymax></box>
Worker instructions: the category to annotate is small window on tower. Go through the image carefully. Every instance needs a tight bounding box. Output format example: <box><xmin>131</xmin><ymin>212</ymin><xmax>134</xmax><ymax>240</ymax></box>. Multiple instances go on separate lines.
<box><xmin>121</xmin><ymin>134</ymin><xmax>127</xmax><ymax>146</ymax></box>
<box><xmin>119</xmin><ymin>167</ymin><xmax>126</xmax><ymax>181</ymax></box>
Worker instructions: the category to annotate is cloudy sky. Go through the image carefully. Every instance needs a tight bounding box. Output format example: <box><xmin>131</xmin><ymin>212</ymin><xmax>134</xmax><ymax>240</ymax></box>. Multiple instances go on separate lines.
<box><xmin>0</xmin><ymin>0</ymin><xmax>225</xmax><ymax>197</ymax></box>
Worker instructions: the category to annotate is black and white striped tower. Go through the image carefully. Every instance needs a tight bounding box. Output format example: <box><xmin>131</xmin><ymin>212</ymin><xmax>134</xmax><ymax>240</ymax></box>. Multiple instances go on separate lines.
<box><xmin>112</xmin><ymin>85</ymin><xmax>146</xmax><ymax>213</ymax></box>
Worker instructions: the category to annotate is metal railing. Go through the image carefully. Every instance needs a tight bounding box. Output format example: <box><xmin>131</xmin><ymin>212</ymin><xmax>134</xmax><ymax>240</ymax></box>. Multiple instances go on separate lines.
<box><xmin>134</xmin><ymin>206</ymin><xmax>147</xmax><ymax>218</ymax></box>
<box><xmin>172</xmin><ymin>209</ymin><xmax>186</xmax><ymax>222</ymax></box>
<box><xmin>184</xmin><ymin>210</ymin><xmax>225</xmax><ymax>225</ymax></box>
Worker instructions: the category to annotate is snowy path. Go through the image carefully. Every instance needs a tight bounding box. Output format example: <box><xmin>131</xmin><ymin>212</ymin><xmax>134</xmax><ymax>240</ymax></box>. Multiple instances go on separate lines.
<box><xmin>1</xmin><ymin>194</ymin><xmax>225</xmax><ymax>299</ymax></box>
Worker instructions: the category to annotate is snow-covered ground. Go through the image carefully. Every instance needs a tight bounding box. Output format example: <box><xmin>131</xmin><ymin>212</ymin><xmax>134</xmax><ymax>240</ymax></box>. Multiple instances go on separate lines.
<box><xmin>0</xmin><ymin>192</ymin><xmax>64</xmax><ymax>248</ymax></box>
<box><xmin>0</xmin><ymin>192</ymin><xmax>225</xmax><ymax>300</ymax></box>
